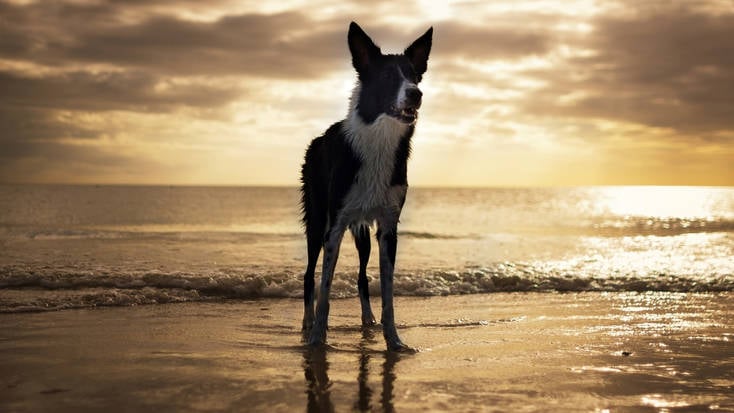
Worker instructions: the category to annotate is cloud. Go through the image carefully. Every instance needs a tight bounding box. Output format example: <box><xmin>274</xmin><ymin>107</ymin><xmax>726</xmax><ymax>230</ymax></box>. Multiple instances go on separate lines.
<box><xmin>522</xmin><ymin>6</ymin><xmax>734</xmax><ymax>135</ymax></box>
<box><xmin>435</xmin><ymin>21</ymin><xmax>552</xmax><ymax>60</ymax></box>
<box><xmin>0</xmin><ymin>107</ymin><xmax>97</xmax><ymax>144</ymax></box>
<box><xmin>0</xmin><ymin>70</ymin><xmax>244</xmax><ymax>113</ymax></box>
<box><xmin>65</xmin><ymin>13</ymin><xmax>348</xmax><ymax>77</ymax></box>
<box><xmin>0</xmin><ymin>1</ymin><xmax>350</xmax><ymax>78</ymax></box>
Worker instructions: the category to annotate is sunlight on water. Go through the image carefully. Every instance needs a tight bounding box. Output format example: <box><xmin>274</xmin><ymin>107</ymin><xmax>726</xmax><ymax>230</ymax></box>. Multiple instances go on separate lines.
<box><xmin>640</xmin><ymin>394</ymin><xmax>692</xmax><ymax>409</ymax></box>
<box><xmin>592</xmin><ymin>186</ymin><xmax>733</xmax><ymax>219</ymax></box>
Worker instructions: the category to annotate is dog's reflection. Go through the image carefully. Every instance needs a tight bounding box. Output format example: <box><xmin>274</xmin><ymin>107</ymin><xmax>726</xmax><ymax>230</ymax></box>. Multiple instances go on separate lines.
<box><xmin>303</xmin><ymin>329</ymin><xmax>400</xmax><ymax>413</ymax></box>
<box><xmin>303</xmin><ymin>345</ymin><xmax>334</xmax><ymax>413</ymax></box>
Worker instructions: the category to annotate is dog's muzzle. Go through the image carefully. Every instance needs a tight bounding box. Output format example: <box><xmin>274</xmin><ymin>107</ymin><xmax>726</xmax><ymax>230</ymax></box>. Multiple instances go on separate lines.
<box><xmin>392</xmin><ymin>87</ymin><xmax>422</xmax><ymax>124</ymax></box>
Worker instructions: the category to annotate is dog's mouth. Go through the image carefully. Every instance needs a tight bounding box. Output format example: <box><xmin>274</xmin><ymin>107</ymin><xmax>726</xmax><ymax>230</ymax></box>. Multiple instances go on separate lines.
<box><xmin>389</xmin><ymin>106</ymin><xmax>419</xmax><ymax>124</ymax></box>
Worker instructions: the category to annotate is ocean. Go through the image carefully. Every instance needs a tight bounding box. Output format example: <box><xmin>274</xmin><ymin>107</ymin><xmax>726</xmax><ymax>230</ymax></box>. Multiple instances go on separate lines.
<box><xmin>1</xmin><ymin>185</ymin><xmax>732</xmax><ymax>313</ymax></box>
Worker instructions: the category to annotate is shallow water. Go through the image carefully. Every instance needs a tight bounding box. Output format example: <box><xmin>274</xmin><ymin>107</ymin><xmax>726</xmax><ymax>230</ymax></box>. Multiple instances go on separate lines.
<box><xmin>1</xmin><ymin>293</ymin><xmax>731</xmax><ymax>412</ymax></box>
<box><xmin>1</xmin><ymin>185</ymin><xmax>733</xmax><ymax>311</ymax></box>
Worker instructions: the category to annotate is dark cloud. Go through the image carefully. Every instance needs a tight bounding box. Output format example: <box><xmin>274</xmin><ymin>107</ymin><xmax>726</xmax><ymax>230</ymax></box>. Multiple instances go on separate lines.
<box><xmin>0</xmin><ymin>70</ymin><xmax>243</xmax><ymax>112</ymax></box>
<box><xmin>0</xmin><ymin>1</ymin><xmax>348</xmax><ymax>78</ymax></box>
<box><xmin>64</xmin><ymin>13</ymin><xmax>347</xmax><ymax>77</ymax></box>
<box><xmin>0</xmin><ymin>107</ymin><xmax>99</xmax><ymax>145</ymax></box>
<box><xmin>523</xmin><ymin>8</ymin><xmax>734</xmax><ymax>135</ymax></box>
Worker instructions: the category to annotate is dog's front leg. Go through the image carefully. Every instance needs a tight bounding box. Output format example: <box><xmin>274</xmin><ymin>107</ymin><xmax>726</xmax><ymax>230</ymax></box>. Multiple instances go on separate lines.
<box><xmin>377</xmin><ymin>219</ymin><xmax>411</xmax><ymax>352</ymax></box>
<box><xmin>309</xmin><ymin>223</ymin><xmax>346</xmax><ymax>346</ymax></box>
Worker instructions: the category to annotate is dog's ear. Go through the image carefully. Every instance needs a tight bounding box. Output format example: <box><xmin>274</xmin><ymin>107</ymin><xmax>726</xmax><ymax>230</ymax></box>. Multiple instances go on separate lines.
<box><xmin>405</xmin><ymin>27</ymin><xmax>433</xmax><ymax>76</ymax></box>
<box><xmin>348</xmin><ymin>22</ymin><xmax>381</xmax><ymax>74</ymax></box>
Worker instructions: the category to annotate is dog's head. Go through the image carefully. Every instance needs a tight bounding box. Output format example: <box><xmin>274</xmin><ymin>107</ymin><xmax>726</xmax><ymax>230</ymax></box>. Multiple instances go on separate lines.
<box><xmin>348</xmin><ymin>22</ymin><xmax>432</xmax><ymax>125</ymax></box>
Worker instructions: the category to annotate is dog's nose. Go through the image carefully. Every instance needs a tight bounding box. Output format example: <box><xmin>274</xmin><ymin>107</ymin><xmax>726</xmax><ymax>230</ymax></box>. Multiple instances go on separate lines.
<box><xmin>405</xmin><ymin>87</ymin><xmax>422</xmax><ymax>106</ymax></box>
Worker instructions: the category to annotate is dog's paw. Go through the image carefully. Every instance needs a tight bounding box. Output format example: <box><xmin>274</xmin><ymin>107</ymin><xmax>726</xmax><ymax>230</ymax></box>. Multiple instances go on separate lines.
<box><xmin>308</xmin><ymin>326</ymin><xmax>327</xmax><ymax>347</ymax></box>
<box><xmin>302</xmin><ymin>319</ymin><xmax>314</xmax><ymax>332</ymax></box>
<box><xmin>361</xmin><ymin>313</ymin><xmax>377</xmax><ymax>327</ymax></box>
<box><xmin>386</xmin><ymin>340</ymin><xmax>417</xmax><ymax>354</ymax></box>
<box><xmin>307</xmin><ymin>340</ymin><xmax>325</xmax><ymax>348</ymax></box>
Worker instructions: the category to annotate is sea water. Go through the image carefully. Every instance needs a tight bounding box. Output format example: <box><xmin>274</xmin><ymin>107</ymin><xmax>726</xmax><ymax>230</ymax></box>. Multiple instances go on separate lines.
<box><xmin>1</xmin><ymin>185</ymin><xmax>732</xmax><ymax>312</ymax></box>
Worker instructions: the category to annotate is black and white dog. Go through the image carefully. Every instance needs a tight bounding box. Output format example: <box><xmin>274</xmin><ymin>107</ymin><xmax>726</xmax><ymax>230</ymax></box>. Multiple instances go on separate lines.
<box><xmin>300</xmin><ymin>22</ymin><xmax>432</xmax><ymax>351</ymax></box>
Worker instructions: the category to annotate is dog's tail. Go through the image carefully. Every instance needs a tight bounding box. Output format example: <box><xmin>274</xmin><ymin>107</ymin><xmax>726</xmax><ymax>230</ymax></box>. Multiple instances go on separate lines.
<box><xmin>299</xmin><ymin>136</ymin><xmax>325</xmax><ymax>231</ymax></box>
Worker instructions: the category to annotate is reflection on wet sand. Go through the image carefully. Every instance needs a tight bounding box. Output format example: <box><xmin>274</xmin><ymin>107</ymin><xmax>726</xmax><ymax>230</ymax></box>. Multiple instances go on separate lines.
<box><xmin>303</xmin><ymin>346</ymin><xmax>333</xmax><ymax>413</ymax></box>
<box><xmin>355</xmin><ymin>330</ymin><xmax>373</xmax><ymax>412</ymax></box>
<box><xmin>303</xmin><ymin>329</ymin><xmax>401</xmax><ymax>413</ymax></box>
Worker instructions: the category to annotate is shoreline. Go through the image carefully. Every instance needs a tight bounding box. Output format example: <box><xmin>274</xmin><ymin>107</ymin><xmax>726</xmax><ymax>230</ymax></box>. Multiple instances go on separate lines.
<box><xmin>1</xmin><ymin>292</ymin><xmax>732</xmax><ymax>412</ymax></box>
<box><xmin>2</xmin><ymin>275</ymin><xmax>732</xmax><ymax>314</ymax></box>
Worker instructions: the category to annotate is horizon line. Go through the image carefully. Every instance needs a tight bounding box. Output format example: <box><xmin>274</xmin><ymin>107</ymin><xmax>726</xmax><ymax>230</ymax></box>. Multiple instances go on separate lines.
<box><xmin>1</xmin><ymin>182</ymin><xmax>732</xmax><ymax>190</ymax></box>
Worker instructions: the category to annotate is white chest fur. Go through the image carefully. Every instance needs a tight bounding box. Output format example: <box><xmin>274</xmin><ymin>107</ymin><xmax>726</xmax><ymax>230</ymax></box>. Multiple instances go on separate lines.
<box><xmin>341</xmin><ymin>86</ymin><xmax>409</xmax><ymax>220</ymax></box>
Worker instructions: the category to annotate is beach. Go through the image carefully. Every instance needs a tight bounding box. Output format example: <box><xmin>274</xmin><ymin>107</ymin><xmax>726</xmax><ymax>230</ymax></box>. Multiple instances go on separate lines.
<box><xmin>1</xmin><ymin>185</ymin><xmax>733</xmax><ymax>411</ymax></box>
<box><xmin>2</xmin><ymin>292</ymin><xmax>732</xmax><ymax>412</ymax></box>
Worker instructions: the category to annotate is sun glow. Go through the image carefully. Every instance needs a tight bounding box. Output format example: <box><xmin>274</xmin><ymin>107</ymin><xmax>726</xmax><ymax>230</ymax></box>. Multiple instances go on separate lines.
<box><xmin>596</xmin><ymin>187</ymin><xmax>733</xmax><ymax>219</ymax></box>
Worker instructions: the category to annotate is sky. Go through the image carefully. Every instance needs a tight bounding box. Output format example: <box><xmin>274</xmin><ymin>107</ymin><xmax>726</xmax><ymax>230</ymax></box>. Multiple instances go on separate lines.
<box><xmin>1</xmin><ymin>0</ymin><xmax>733</xmax><ymax>187</ymax></box>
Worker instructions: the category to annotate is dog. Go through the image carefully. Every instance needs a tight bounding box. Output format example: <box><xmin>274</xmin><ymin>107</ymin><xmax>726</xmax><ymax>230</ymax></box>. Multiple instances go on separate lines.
<box><xmin>300</xmin><ymin>22</ymin><xmax>432</xmax><ymax>351</ymax></box>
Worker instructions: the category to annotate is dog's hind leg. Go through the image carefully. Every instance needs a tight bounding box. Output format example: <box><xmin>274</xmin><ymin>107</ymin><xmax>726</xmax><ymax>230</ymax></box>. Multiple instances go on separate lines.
<box><xmin>377</xmin><ymin>220</ymin><xmax>412</xmax><ymax>352</ymax></box>
<box><xmin>351</xmin><ymin>224</ymin><xmax>376</xmax><ymax>326</ymax></box>
<box><xmin>309</xmin><ymin>222</ymin><xmax>346</xmax><ymax>346</ymax></box>
<box><xmin>302</xmin><ymin>217</ymin><xmax>324</xmax><ymax>332</ymax></box>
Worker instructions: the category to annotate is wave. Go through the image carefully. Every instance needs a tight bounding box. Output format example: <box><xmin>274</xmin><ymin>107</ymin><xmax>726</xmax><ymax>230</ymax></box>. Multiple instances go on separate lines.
<box><xmin>1</xmin><ymin>264</ymin><xmax>731</xmax><ymax>313</ymax></box>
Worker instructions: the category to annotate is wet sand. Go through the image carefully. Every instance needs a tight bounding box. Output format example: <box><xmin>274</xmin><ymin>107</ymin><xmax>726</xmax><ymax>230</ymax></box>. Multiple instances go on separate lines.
<box><xmin>1</xmin><ymin>292</ymin><xmax>732</xmax><ymax>412</ymax></box>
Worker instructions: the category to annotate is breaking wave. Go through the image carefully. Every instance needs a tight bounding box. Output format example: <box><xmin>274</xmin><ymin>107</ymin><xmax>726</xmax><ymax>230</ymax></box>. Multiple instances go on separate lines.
<box><xmin>1</xmin><ymin>264</ymin><xmax>731</xmax><ymax>313</ymax></box>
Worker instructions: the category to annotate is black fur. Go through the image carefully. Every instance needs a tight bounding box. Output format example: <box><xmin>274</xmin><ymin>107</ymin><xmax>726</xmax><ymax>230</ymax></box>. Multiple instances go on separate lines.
<box><xmin>300</xmin><ymin>122</ymin><xmax>362</xmax><ymax>310</ymax></box>
<box><xmin>390</xmin><ymin>131</ymin><xmax>412</xmax><ymax>187</ymax></box>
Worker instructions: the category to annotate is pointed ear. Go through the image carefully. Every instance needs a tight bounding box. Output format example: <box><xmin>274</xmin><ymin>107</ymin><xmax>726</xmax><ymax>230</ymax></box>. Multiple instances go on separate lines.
<box><xmin>405</xmin><ymin>27</ymin><xmax>433</xmax><ymax>76</ymax></box>
<box><xmin>348</xmin><ymin>22</ymin><xmax>381</xmax><ymax>74</ymax></box>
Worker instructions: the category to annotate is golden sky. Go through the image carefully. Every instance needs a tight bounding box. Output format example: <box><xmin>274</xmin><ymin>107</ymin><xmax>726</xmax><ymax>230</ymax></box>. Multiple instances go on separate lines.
<box><xmin>1</xmin><ymin>0</ymin><xmax>733</xmax><ymax>187</ymax></box>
